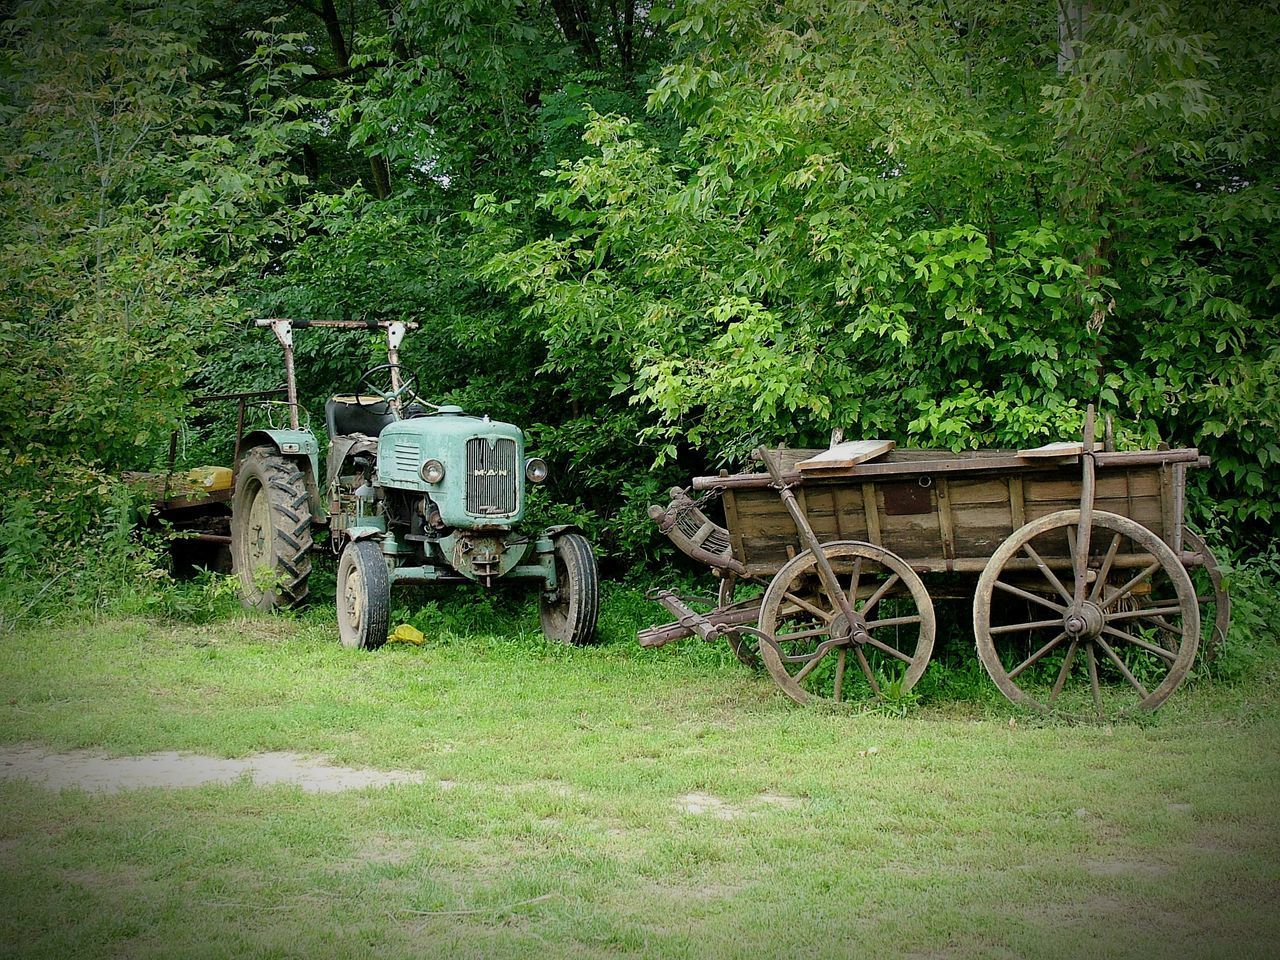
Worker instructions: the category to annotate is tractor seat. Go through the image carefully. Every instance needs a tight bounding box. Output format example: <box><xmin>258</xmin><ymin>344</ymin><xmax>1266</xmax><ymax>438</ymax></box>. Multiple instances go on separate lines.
<box><xmin>325</xmin><ymin>396</ymin><xmax>429</xmax><ymax>439</ymax></box>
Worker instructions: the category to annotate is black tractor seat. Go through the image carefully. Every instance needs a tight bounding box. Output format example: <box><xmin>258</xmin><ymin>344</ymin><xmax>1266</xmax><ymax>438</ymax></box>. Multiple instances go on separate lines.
<box><xmin>325</xmin><ymin>396</ymin><xmax>427</xmax><ymax>439</ymax></box>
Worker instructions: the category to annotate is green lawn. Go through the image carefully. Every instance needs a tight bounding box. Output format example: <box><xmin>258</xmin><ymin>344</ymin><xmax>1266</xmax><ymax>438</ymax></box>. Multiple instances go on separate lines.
<box><xmin>1</xmin><ymin>585</ymin><xmax>1278</xmax><ymax>959</ymax></box>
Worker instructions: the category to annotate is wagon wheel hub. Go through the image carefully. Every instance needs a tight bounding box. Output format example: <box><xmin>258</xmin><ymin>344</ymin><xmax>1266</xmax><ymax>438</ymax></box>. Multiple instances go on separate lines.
<box><xmin>1063</xmin><ymin>601</ymin><xmax>1104</xmax><ymax>639</ymax></box>
<box><xmin>828</xmin><ymin>612</ymin><xmax>866</xmax><ymax>646</ymax></box>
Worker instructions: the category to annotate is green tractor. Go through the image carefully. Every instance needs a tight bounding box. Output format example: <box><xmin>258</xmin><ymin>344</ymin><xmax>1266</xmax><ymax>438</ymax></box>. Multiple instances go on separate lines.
<box><xmin>230</xmin><ymin>318</ymin><xmax>599</xmax><ymax>648</ymax></box>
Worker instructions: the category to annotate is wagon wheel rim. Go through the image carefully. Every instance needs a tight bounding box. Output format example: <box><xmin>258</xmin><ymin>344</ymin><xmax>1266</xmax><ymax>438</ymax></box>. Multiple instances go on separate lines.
<box><xmin>758</xmin><ymin>541</ymin><xmax>936</xmax><ymax>706</ymax></box>
<box><xmin>974</xmin><ymin>510</ymin><xmax>1200</xmax><ymax>719</ymax></box>
<box><xmin>1181</xmin><ymin>527</ymin><xmax>1230</xmax><ymax>661</ymax></box>
<box><xmin>719</xmin><ymin>575</ymin><xmax>764</xmax><ymax>669</ymax></box>
<box><xmin>342</xmin><ymin>563</ymin><xmax>365</xmax><ymax>633</ymax></box>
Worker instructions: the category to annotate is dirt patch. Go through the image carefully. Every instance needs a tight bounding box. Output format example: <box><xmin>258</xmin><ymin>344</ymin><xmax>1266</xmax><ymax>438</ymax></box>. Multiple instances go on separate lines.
<box><xmin>675</xmin><ymin>792</ymin><xmax>740</xmax><ymax>819</ymax></box>
<box><xmin>1082</xmin><ymin>858</ymin><xmax>1173</xmax><ymax>879</ymax></box>
<box><xmin>0</xmin><ymin>744</ymin><xmax>423</xmax><ymax>794</ymax></box>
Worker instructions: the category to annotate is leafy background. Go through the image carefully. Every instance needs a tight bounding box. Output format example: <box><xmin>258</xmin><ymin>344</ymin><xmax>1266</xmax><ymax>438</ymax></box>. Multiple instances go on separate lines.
<box><xmin>1</xmin><ymin>0</ymin><xmax>1277</xmax><ymax>595</ymax></box>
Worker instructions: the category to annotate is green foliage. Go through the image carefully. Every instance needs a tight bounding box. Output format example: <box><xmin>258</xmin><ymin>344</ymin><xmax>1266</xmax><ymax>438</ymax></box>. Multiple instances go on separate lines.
<box><xmin>475</xmin><ymin>0</ymin><xmax>1280</xmax><ymax>543</ymax></box>
<box><xmin>0</xmin><ymin>3</ymin><xmax>317</xmax><ymax>555</ymax></box>
<box><xmin>2</xmin><ymin>0</ymin><xmax>1276</xmax><ymax>593</ymax></box>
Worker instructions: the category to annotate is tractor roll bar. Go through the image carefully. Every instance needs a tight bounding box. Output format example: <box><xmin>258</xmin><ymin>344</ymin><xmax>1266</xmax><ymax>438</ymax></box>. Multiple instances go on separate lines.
<box><xmin>253</xmin><ymin>318</ymin><xmax>420</xmax><ymax>428</ymax></box>
<box><xmin>253</xmin><ymin>318</ymin><xmax>421</xmax><ymax>331</ymax></box>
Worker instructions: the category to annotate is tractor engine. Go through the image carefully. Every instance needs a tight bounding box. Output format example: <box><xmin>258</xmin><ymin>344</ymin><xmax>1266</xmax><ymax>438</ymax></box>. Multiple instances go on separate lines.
<box><xmin>374</xmin><ymin>406</ymin><xmax>543</xmax><ymax>584</ymax></box>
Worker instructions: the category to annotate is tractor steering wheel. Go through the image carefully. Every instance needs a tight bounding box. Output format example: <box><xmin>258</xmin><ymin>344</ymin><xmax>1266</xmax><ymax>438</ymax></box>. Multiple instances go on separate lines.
<box><xmin>356</xmin><ymin>363</ymin><xmax>419</xmax><ymax>409</ymax></box>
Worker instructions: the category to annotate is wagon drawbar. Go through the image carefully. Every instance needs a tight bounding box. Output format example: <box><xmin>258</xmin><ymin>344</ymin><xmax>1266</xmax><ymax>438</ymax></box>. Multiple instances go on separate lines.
<box><xmin>640</xmin><ymin>407</ymin><xmax>1229</xmax><ymax>719</ymax></box>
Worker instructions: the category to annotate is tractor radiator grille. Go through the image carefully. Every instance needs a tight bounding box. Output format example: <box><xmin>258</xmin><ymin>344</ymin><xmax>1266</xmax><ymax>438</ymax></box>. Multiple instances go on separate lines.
<box><xmin>393</xmin><ymin>442</ymin><xmax>420</xmax><ymax>474</ymax></box>
<box><xmin>465</xmin><ymin>438</ymin><xmax>518</xmax><ymax>515</ymax></box>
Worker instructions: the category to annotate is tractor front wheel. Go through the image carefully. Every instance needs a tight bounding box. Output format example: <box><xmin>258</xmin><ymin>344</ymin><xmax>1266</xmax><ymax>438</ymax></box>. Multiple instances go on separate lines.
<box><xmin>337</xmin><ymin>539</ymin><xmax>390</xmax><ymax>650</ymax></box>
<box><xmin>231</xmin><ymin>446</ymin><xmax>312</xmax><ymax>610</ymax></box>
<box><xmin>539</xmin><ymin>533</ymin><xmax>600</xmax><ymax>646</ymax></box>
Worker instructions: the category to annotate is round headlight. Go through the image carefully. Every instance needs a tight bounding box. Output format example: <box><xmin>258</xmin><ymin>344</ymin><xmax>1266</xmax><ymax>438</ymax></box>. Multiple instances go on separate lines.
<box><xmin>420</xmin><ymin>459</ymin><xmax>445</xmax><ymax>483</ymax></box>
<box><xmin>525</xmin><ymin>457</ymin><xmax>548</xmax><ymax>483</ymax></box>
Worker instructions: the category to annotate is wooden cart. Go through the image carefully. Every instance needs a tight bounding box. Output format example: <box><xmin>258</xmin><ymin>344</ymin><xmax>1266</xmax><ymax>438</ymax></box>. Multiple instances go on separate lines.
<box><xmin>640</xmin><ymin>410</ymin><xmax>1229</xmax><ymax>718</ymax></box>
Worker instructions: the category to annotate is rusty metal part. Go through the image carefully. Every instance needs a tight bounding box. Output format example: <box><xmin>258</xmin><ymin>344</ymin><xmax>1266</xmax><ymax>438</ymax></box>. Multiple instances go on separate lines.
<box><xmin>882</xmin><ymin>480</ymin><xmax>932</xmax><ymax>516</ymax></box>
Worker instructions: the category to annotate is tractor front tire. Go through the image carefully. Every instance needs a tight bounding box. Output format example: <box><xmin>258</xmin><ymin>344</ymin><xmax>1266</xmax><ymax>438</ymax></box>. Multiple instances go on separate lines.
<box><xmin>337</xmin><ymin>539</ymin><xmax>390</xmax><ymax>650</ymax></box>
<box><xmin>539</xmin><ymin>533</ymin><xmax>600</xmax><ymax>646</ymax></box>
<box><xmin>231</xmin><ymin>446</ymin><xmax>313</xmax><ymax>610</ymax></box>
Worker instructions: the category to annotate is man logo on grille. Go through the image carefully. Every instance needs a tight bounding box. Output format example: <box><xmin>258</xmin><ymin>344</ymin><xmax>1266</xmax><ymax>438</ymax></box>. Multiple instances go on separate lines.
<box><xmin>474</xmin><ymin>469</ymin><xmax>509</xmax><ymax>477</ymax></box>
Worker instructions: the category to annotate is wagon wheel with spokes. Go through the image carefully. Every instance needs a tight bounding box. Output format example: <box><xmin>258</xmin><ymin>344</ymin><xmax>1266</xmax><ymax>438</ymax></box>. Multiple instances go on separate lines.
<box><xmin>974</xmin><ymin>509</ymin><xmax>1200</xmax><ymax>719</ymax></box>
<box><xmin>757</xmin><ymin>541</ymin><xmax>936</xmax><ymax>706</ymax></box>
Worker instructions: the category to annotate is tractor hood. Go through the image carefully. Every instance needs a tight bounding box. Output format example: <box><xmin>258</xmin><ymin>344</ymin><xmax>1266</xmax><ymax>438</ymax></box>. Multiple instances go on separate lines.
<box><xmin>377</xmin><ymin>408</ymin><xmax>526</xmax><ymax>527</ymax></box>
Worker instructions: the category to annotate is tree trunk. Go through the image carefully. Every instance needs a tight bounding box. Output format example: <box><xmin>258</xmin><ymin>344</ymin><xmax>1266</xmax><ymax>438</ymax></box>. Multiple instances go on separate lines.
<box><xmin>318</xmin><ymin>0</ymin><xmax>391</xmax><ymax>198</ymax></box>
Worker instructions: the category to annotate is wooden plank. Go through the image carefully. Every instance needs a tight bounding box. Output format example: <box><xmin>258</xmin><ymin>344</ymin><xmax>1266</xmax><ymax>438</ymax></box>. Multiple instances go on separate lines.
<box><xmin>693</xmin><ymin>454</ymin><xmax>1081</xmax><ymax>490</ymax></box>
<box><xmin>828</xmin><ymin>486</ymin><xmax>845</xmax><ymax>540</ymax></box>
<box><xmin>1009</xmin><ymin>476</ymin><xmax>1026</xmax><ymax>530</ymax></box>
<box><xmin>720</xmin><ymin>482</ymin><xmax>747</xmax><ymax>564</ymax></box>
<box><xmin>1159</xmin><ymin>463</ymin><xmax>1176</xmax><ymax>548</ymax></box>
<box><xmin>796</xmin><ymin>440</ymin><xmax>895</xmax><ymax>472</ymax></box>
<box><xmin>1018</xmin><ymin>441</ymin><xmax>1084</xmax><ymax>458</ymax></box>
<box><xmin>947</xmin><ymin>477</ymin><xmax>1010</xmax><ymax>506</ymax></box>
<box><xmin>936</xmin><ymin>479</ymin><xmax>956</xmax><ymax>566</ymax></box>
<box><xmin>862</xmin><ymin>483</ymin><xmax>882</xmax><ymax>546</ymax></box>
<box><xmin>1172</xmin><ymin>463</ymin><xmax>1186</xmax><ymax>553</ymax></box>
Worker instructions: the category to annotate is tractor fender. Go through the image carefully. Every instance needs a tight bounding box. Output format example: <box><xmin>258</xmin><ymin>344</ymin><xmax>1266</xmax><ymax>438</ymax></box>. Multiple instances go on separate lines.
<box><xmin>347</xmin><ymin>526</ymin><xmax>384</xmax><ymax>543</ymax></box>
<box><xmin>237</xmin><ymin>429</ymin><xmax>322</xmax><ymax>519</ymax></box>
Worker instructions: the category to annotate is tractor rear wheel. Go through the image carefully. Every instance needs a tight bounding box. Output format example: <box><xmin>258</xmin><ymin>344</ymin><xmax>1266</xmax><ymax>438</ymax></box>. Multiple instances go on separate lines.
<box><xmin>539</xmin><ymin>533</ymin><xmax>600</xmax><ymax>646</ymax></box>
<box><xmin>231</xmin><ymin>446</ymin><xmax>313</xmax><ymax>610</ymax></box>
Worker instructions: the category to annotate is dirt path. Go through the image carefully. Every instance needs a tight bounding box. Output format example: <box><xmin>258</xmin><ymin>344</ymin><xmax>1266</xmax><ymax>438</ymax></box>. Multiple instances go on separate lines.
<box><xmin>0</xmin><ymin>744</ymin><xmax>422</xmax><ymax>793</ymax></box>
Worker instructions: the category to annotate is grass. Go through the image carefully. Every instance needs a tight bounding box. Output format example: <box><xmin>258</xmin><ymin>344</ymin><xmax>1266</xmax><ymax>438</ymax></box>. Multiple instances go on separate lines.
<box><xmin>1</xmin><ymin>580</ymin><xmax>1278</xmax><ymax>959</ymax></box>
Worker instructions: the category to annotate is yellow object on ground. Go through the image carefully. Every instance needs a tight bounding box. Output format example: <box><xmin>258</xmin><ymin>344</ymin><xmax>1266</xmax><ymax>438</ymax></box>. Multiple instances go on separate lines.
<box><xmin>387</xmin><ymin>624</ymin><xmax>425</xmax><ymax>645</ymax></box>
<box><xmin>187</xmin><ymin>466</ymin><xmax>234</xmax><ymax>492</ymax></box>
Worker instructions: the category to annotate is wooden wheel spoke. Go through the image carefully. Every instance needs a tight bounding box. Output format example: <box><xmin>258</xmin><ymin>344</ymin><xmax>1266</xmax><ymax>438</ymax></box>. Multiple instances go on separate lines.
<box><xmin>853</xmin><ymin>646</ymin><xmax>881</xmax><ymax>697</ymax></box>
<box><xmin>1022</xmin><ymin>543</ymin><xmax>1073</xmax><ymax>605</ymax></box>
<box><xmin>1101</xmin><ymin>562</ymin><xmax>1161</xmax><ymax>610</ymax></box>
<box><xmin>847</xmin><ymin>557</ymin><xmax>863</xmax><ymax>607</ymax></box>
<box><xmin>1047</xmin><ymin>638</ymin><xmax>1080</xmax><ymax>709</ymax></box>
<box><xmin>1086</xmin><ymin>644</ymin><xmax>1103</xmax><ymax>717</ymax></box>
<box><xmin>1008</xmin><ymin>632</ymin><xmax>1066</xmax><ymax>680</ymax></box>
<box><xmin>1107</xmin><ymin>604</ymin><xmax>1183</xmax><ymax>623</ymax></box>
<box><xmin>1095</xmin><ymin>636</ymin><xmax>1149</xmax><ymax>699</ymax></box>
<box><xmin>990</xmin><ymin>617</ymin><xmax>1064</xmax><ymax>636</ymax></box>
<box><xmin>1089</xmin><ymin>533</ymin><xmax>1124</xmax><ymax>602</ymax></box>
<box><xmin>783</xmin><ymin>591</ymin><xmax>833</xmax><ymax>621</ymax></box>
<box><xmin>1101</xmin><ymin>624</ymin><xmax>1177</xmax><ymax>663</ymax></box>
<box><xmin>857</xmin><ymin>573</ymin><xmax>901</xmax><ymax>618</ymax></box>
<box><xmin>863</xmin><ymin>614</ymin><xmax>922</xmax><ymax>630</ymax></box>
<box><xmin>1142</xmin><ymin>614</ymin><xmax>1183</xmax><ymax>636</ymax></box>
<box><xmin>775</xmin><ymin>626</ymin><xmax>832</xmax><ymax>644</ymax></box>
<box><xmin>993</xmin><ymin>579</ymin><xmax>1066</xmax><ymax>614</ymax></box>
<box><xmin>833</xmin><ymin>648</ymin><xmax>847</xmax><ymax>704</ymax></box>
<box><xmin>862</xmin><ymin>634</ymin><xmax>914</xmax><ymax>665</ymax></box>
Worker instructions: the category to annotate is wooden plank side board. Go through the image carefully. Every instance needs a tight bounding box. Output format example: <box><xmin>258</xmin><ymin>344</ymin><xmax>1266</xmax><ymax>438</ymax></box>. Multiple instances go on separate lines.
<box><xmin>796</xmin><ymin>439</ymin><xmax>895</xmax><ymax>472</ymax></box>
<box><xmin>694</xmin><ymin>448</ymin><xmax>1199</xmax><ymax>491</ymax></box>
<box><xmin>1018</xmin><ymin>441</ymin><xmax>1085</xmax><ymax>458</ymax></box>
<box><xmin>700</xmin><ymin>451</ymin><xmax>1189</xmax><ymax>573</ymax></box>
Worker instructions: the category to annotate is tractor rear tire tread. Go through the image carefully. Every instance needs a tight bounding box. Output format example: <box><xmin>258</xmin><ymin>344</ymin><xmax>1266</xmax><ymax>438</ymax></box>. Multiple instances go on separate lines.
<box><xmin>231</xmin><ymin>446</ymin><xmax>313</xmax><ymax>610</ymax></box>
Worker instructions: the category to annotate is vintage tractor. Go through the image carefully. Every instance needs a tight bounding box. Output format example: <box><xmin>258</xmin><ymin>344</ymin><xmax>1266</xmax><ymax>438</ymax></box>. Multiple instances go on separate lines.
<box><xmin>230</xmin><ymin>318</ymin><xmax>599</xmax><ymax>648</ymax></box>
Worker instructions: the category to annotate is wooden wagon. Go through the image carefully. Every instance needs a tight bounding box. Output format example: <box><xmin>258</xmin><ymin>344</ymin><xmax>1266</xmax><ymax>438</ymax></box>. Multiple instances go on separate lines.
<box><xmin>640</xmin><ymin>409</ymin><xmax>1229</xmax><ymax>718</ymax></box>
